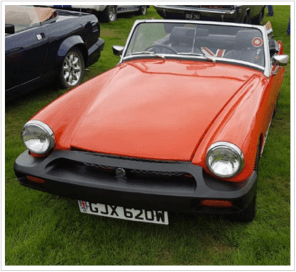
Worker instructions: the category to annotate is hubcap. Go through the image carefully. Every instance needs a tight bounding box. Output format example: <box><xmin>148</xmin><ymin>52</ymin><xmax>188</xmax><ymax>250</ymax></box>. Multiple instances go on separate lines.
<box><xmin>109</xmin><ymin>6</ymin><xmax>116</xmax><ymax>21</ymax></box>
<box><xmin>63</xmin><ymin>52</ymin><xmax>81</xmax><ymax>86</ymax></box>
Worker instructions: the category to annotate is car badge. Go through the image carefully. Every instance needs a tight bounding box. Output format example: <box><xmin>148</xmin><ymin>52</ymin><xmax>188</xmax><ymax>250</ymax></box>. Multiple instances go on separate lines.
<box><xmin>116</xmin><ymin>168</ymin><xmax>126</xmax><ymax>178</ymax></box>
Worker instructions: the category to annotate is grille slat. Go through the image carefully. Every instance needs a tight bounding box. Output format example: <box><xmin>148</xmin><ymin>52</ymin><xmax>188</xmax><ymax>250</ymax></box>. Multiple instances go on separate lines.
<box><xmin>82</xmin><ymin>162</ymin><xmax>192</xmax><ymax>179</ymax></box>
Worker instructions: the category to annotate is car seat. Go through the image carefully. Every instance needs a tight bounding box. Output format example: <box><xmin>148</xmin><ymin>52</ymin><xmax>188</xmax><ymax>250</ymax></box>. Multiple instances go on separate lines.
<box><xmin>224</xmin><ymin>30</ymin><xmax>264</xmax><ymax>66</ymax></box>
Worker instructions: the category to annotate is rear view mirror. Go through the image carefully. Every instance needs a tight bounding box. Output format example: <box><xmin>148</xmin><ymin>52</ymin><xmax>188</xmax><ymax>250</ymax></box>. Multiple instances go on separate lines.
<box><xmin>5</xmin><ymin>24</ymin><xmax>15</xmax><ymax>34</ymax></box>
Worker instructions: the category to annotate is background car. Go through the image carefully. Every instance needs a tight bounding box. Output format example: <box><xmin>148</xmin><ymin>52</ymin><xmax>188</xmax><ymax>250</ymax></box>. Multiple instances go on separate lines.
<box><xmin>14</xmin><ymin>19</ymin><xmax>288</xmax><ymax>224</ymax></box>
<box><xmin>5</xmin><ymin>5</ymin><xmax>105</xmax><ymax>101</ymax></box>
<box><xmin>154</xmin><ymin>5</ymin><xmax>266</xmax><ymax>24</ymax></box>
<box><xmin>42</xmin><ymin>5</ymin><xmax>150</xmax><ymax>22</ymax></box>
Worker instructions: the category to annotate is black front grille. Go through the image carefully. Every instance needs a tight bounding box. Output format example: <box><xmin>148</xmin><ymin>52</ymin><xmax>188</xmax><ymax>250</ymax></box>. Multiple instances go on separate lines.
<box><xmin>46</xmin><ymin>158</ymin><xmax>196</xmax><ymax>192</ymax></box>
<box><xmin>82</xmin><ymin>162</ymin><xmax>192</xmax><ymax>180</ymax></box>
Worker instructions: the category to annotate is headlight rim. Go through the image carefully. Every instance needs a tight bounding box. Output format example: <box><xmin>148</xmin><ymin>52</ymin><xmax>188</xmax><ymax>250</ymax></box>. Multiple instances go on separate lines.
<box><xmin>22</xmin><ymin>120</ymin><xmax>55</xmax><ymax>155</ymax></box>
<box><xmin>206</xmin><ymin>141</ymin><xmax>244</xmax><ymax>178</ymax></box>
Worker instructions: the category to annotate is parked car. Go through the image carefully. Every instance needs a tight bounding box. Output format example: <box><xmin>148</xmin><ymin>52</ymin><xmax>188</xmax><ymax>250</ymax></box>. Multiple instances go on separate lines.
<box><xmin>14</xmin><ymin>20</ymin><xmax>288</xmax><ymax>224</ymax></box>
<box><xmin>43</xmin><ymin>5</ymin><xmax>150</xmax><ymax>22</ymax></box>
<box><xmin>5</xmin><ymin>5</ymin><xmax>105</xmax><ymax>100</ymax></box>
<box><xmin>154</xmin><ymin>5</ymin><xmax>266</xmax><ymax>24</ymax></box>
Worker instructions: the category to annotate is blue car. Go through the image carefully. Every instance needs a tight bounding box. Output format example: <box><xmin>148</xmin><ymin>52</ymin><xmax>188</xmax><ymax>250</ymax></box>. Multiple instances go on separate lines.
<box><xmin>5</xmin><ymin>5</ymin><xmax>105</xmax><ymax>100</ymax></box>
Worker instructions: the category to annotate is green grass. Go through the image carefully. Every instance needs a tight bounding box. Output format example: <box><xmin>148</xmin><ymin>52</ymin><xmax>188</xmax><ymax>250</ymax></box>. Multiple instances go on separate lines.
<box><xmin>5</xmin><ymin>6</ymin><xmax>291</xmax><ymax>265</ymax></box>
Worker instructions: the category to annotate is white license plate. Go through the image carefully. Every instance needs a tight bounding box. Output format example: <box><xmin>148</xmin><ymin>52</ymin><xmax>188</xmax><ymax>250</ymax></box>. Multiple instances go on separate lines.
<box><xmin>78</xmin><ymin>200</ymin><xmax>169</xmax><ymax>225</ymax></box>
<box><xmin>186</xmin><ymin>13</ymin><xmax>200</xmax><ymax>20</ymax></box>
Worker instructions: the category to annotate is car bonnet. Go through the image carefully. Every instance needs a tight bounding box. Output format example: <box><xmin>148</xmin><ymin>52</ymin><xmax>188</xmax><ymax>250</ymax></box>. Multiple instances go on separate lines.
<box><xmin>69</xmin><ymin>59</ymin><xmax>263</xmax><ymax>161</ymax></box>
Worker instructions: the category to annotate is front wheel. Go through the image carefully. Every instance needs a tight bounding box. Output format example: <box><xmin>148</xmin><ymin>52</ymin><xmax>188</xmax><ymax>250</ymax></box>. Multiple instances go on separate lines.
<box><xmin>236</xmin><ymin>193</ymin><xmax>257</xmax><ymax>222</ymax></box>
<box><xmin>101</xmin><ymin>6</ymin><xmax>117</xmax><ymax>22</ymax></box>
<box><xmin>59</xmin><ymin>48</ymin><xmax>85</xmax><ymax>89</ymax></box>
<box><xmin>229</xmin><ymin>143</ymin><xmax>260</xmax><ymax>222</ymax></box>
<box><xmin>137</xmin><ymin>6</ymin><xmax>147</xmax><ymax>15</ymax></box>
<box><xmin>252</xmin><ymin>10</ymin><xmax>264</xmax><ymax>25</ymax></box>
<box><xmin>242</xmin><ymin>14</ymin><xmax>248</xmax><ymax>24</ymax></box>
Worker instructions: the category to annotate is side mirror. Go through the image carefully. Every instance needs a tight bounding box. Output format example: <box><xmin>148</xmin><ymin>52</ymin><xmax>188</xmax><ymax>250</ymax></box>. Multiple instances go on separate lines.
<box><xmin>112</xmin><ymin>45</ymin><xmax>124</xmax><ymax>56</ymax></box>
<box><xmin>273</xmin><ymin>55</ymin><xmax>289</xmax><ymax>66</ymax></box>
<box><xmin>5</xmin><ymin>24</ymin><xmax>15</xmax><ymax>34</ymax></box>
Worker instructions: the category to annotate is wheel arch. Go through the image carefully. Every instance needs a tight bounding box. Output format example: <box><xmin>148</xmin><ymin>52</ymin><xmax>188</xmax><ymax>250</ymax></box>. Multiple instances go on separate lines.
<box><xmin>56</xmin><ymin>36</ymin><xmax>88</xmax><ymax>67</ymax></box>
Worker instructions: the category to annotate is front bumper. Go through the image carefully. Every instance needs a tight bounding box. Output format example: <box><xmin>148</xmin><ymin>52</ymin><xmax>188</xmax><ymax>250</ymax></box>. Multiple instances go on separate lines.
<box><xmin>14</xmin><ymin>150</ymin><xmax>257</xmax><ymax>215</ymax></box>
<box><xmin>87</xmin><ymin>38</ymin><xmax>105</xmax><ymax>67</ymax></box>
<box><xmin>154</xmin><ymin>6</ymin><xmax>237</xmax><ymax>22</ymax></box>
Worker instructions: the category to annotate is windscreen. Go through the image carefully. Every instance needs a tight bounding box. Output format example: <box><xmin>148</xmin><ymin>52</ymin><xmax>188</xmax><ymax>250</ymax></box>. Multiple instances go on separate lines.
<box><xmin>125</xmin><ymin>22</ymin><xmax>265</xmax><ymax>67</ymax></box>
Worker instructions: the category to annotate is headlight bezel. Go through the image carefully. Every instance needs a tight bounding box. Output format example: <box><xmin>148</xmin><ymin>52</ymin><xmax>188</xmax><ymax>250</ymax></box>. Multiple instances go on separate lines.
<box><xmin>206</xmin><ymin>141</ymin><xmax>244</xmax><ymax>178</ymax></box>
<box><xmin>22</xmin><ymin>120</ymin><xmax>55</xmax><ymax>155</ymax></box>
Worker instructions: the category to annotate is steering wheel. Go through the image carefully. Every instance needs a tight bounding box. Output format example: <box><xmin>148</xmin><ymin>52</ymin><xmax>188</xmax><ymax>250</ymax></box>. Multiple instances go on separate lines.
<box><xmin>145</xmin><ymin>44</ymin><xmax>178</xmax><ymax>54</ymax></box>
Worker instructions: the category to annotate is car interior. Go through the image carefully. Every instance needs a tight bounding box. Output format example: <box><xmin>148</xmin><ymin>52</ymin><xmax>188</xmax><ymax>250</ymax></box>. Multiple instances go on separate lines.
<box><xmin>5</xmin><ymin>6</ymin><xmax>58</xmax><ymax>33</ymax></box>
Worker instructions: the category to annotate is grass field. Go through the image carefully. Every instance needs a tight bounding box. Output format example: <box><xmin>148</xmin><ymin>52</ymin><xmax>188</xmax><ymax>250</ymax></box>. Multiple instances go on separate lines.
<box><xmin>5</xmin><ymin>6</ymin><xmax>291</xmax><ymax>266</ymax></box>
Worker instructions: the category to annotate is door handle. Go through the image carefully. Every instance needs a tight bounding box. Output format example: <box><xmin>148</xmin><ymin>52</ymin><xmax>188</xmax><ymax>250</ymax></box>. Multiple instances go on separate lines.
<box><xmin>36</xmin><ymin>33</ymin><xmax>45</xmax><ymax>40</ymax></box>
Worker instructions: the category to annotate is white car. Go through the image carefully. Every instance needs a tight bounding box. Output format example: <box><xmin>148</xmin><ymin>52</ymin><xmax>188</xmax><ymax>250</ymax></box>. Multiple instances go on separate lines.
<box><xmin>44</xmin><ymin>5</ymin><xmax>149</xmax><ymax>22</ymax></box>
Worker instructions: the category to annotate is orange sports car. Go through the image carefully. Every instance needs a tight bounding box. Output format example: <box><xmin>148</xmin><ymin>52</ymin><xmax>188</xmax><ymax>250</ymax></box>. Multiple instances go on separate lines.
<box><xmin>14</xmin><ymin>20</ymin><xmax>288</xmax><ymax>224</ymax></box>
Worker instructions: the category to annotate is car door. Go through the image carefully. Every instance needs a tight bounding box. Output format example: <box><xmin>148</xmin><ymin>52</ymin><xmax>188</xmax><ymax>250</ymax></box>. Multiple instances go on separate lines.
<box><xmin>117</xmin><ymin>5</ymin><xmax>138</xmax><ymax>13</ymax></box>
<box><xmin>5</xmin><ymin>25</ymin><xmax>49</xmax><ymax>90</ymax></box>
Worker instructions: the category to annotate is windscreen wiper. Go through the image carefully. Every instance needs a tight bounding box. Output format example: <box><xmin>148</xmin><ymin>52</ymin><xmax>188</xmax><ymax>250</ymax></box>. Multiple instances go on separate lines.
<box><xmin>130</xmin><ymin>51</ymin><xmax>166</xmax><ymax>60</ymax></box>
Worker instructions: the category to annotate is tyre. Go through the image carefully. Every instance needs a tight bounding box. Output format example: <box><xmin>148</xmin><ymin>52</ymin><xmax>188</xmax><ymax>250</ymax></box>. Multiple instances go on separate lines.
<box><xmin>59</xmin><ymin>48</ymin><xmax>85</xmax><ymax>89</ymax></box>
<box><xmin>252</xmin><ymin>10</ymin><xmax>264</xmax><ymax>25</ymax></box>
<box><xmin>242</xmin><ymin>14</ymin><xmax>248</xmax><ymax>24</ymax></box>
<box><xmin>272</xmin><ymin>97</ymin><xmax>279</xmax><ymax>119</ymax></box>
<box><xmin>101</xmin><ymin>6</ymin><xmax>117</xmax><ymax>22</ymax></box>
<box><xmin>137</xmin><ymin>6</ymin><xmax>147</xmax><ymax>15</ymax></box>
<box><xmin>236</xmin><ymin>193</ymin><xmax>257</xmax><ymax>222</ymax></box>
<box><xmin>228</xmin><ymin>143</ymin><xmax>260</xmax><ymax>222</ymax></box>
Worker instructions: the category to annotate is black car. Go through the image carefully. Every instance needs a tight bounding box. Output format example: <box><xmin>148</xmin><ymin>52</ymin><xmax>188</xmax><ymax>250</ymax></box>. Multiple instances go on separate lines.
<box><xmin>5</xmin><ymin>5</ymin><xmax>105</xmax><ymax>101</ymax></box>
<box><xmin>154</xmin><ymin>5</ymin><xmax>266</xmax><ymax>24</ymax></box>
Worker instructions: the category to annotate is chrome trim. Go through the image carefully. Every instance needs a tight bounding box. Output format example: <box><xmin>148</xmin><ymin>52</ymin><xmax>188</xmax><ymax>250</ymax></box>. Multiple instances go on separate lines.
<box><xmin>273</xmin><ymin>55</ymin><xmax>289</xmax><ymax>66</ymax></box>
<box><xmin>123</xmin><ymin>54</ymin><xmax>265</xmax><ymax>72</ymax></box>
<box><xmin>112</xmin><ymin>45</ymin><xmax>124</xmax><ymax>56</ymax></box>
<box><xmin>154</xmin><ymin>5</ymin><xmax>236</xmax><ymax>15</ymax></box>
<box><xmin>206</xmin><ymin>141</ymin><xmax>244</xmax><ymax>178</ymax></box>
<box><xmin>119</xmin><ymin>20</ymin><xmax>270</xmax><ymax>77</ymax></box>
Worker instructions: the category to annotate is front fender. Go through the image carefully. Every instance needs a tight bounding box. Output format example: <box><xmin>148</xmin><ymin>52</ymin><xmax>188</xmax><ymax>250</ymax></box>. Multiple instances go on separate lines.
<box><xmin>30</xmin><ymin>66</ymin><xmax>122</xmax><ymax>150</ymax></box>
<box><xmin>191</xmin><ymin>73</ymin><xmax>270</xmax><ymax>182</ymax></box>
<box><xmin>56</xmin><ymin>35</ymin><xmax>87</xmax><ymax>65</ymax></box>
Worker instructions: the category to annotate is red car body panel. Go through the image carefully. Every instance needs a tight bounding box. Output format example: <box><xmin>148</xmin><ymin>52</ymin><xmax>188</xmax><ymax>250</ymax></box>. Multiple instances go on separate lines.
<box><xmin>32</xmin><ymin>57</ymin><xmax>284</xmax><ymax>182</ymax></box>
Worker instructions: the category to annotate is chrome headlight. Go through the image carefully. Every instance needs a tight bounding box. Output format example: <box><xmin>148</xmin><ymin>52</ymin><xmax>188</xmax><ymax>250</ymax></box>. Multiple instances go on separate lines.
<box><xmin>206</xmin><ymin>142</ymin><xmax>244</xmax><ymax>178</ymax></box>
<box><xmin>22</xmin><ymin>120</ymin><xmax>55</xmax><ymax>155</ymax></box>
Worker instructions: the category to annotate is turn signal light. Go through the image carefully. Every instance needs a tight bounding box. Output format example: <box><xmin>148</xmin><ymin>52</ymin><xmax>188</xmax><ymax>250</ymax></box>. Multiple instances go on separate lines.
<box><xmin>27</xmin><ymin>175</ymin><xmax>46</xmax><ymax>184</ymax></box>
<box><xmin>29</xmin><ymin>151</ymin><xmax>48</xmax><ymax>158</ymax></box>
<box><xmin>201</xmin><ymin>199</ymin><xmax>233</xmax><ymax>208</ymax></box>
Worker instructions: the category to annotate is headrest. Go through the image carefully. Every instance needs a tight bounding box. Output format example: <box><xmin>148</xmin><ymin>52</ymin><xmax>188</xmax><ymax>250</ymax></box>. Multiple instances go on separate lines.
<box><xmin>236</xmin><ymin>30</ymin><xmax>264</xmax><ymax>49</ymax></box>
<box><xmin>169</xmin><ymin>27</ymin><xmax>209</xmax><ymax>44</ymax></box>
